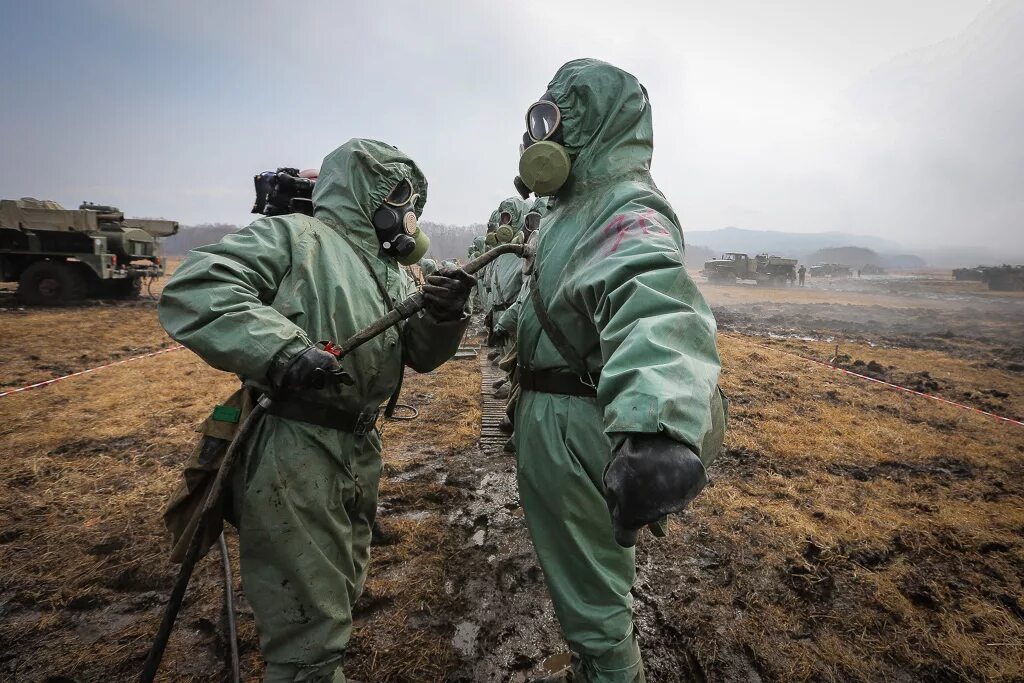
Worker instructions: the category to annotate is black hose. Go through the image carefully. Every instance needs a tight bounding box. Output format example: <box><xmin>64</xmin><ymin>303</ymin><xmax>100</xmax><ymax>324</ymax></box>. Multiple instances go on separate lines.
<box><xmin>218</xmin><ymin>533</ymin><xmax>240</xmax><ymax>683</ymax></box>
<box><xmin>140</xmin><ymin>398</ymin><xmax>269</xmax><ymax>683</ymax></box>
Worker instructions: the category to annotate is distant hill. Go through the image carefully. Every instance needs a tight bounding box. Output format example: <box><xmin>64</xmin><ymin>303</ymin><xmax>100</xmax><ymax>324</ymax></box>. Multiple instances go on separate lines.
<box><xmin>684</xmin><ymin>227</ymin><xmax>937</xmax><ymax>268</ymax></box>
<box><xmin>805</xmin><ymin>246</ymin><xmax>884</xmax><ymax>267</ymax></box>
<box><xmin>804</xmin><ymin>246</ymin><xmax>927</xmax><ymax>270</ymax></box>
<box><xmin>687</xmin><ymin>227</ymin><xmax>905</xmax><ymax>256</ymax></box>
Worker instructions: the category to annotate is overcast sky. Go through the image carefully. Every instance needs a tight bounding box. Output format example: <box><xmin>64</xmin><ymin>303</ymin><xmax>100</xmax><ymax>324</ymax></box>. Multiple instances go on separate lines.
<box><xmin>1</xmin><ymin>0</ymin><xmax>1020</xmax><ymax>250</ymax></box>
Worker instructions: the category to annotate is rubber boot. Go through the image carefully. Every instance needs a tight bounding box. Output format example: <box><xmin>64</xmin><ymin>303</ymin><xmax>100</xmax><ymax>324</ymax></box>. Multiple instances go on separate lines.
<box><xmin>498</xmin><ymin>416</ymin><xmax>514</xmax><ymax>433</ymax></box>
<box><xmin>493</xmin><ymin>383</ymin><xmax>511</xmax><ymax>399</ymax></box>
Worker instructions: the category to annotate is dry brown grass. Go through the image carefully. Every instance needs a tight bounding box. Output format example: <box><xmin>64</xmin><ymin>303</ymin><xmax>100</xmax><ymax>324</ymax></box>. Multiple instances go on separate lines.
<box><xmin>0</xmin><ymin>306</ymin><xmax>174</xmax><ymax>391</ymax></box>
<box><xmin>0</xmin><ymin>349</ymin><xmax>240</xmax><ymax>681</ymax></box>
<box><xmin>3</xmin><ymin>283</ymin><xmax>1022</xmax><ymax>681</ymax></box>
<box><xmin>648</xmin><ymin>333</ymin><xmax>1024</xmax><ymax>682</ymax></box>
<box><xmin>0</xmin><ymin>259</ymin><xmax>183</xmax><ymax>392</ymax></box>
<box><xmin>742</xmin><ymin>334</ymin><xmax>1024</xmax><ymax>421</ymax></box>
<box><xmin>0</xmin><ymin>313</ymin><xmax>482</xmax><ymax>681</ymax></box>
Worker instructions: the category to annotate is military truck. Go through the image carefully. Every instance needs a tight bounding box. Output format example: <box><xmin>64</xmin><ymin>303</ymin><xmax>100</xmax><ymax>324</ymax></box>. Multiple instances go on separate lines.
<box><xmin>981</xmin><ymin>265</ymin><xmax>1024</xmax><ymax>292</ymax></box>
<box><xmin>0</xmin><ymin>198</ymin><xmax>178</xmax><ymax>305</ymax></box>
<box><xmin>953</xmin><ymin>267</ymin><xmax>984</xmax><ymax>281</ymax></box>
<box><xmin>703</xmin><ymin>252</ymin><xmax>798</xmax><ymax>285</ymax></box>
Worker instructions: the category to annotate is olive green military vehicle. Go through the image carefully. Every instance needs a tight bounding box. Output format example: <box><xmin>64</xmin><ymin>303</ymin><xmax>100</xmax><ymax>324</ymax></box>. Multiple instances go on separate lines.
<box><xmin>0</xmin><ymin>198</ymin><xmax>178</xmax><ymax>304</ymax></box>
<box><xmin>808</xmin><ymin>263</ymin><xmax>852</xmax><ymax>278</ymax></box>
<box><xmin>703</xmin><ymin>252</ymin><xmax>798</xmax><ymax>285</ymax></box>
<box><xmin>981</xmin><ymin>265</ymin><xmax>1024</xmax><ymax>291</ymax></box>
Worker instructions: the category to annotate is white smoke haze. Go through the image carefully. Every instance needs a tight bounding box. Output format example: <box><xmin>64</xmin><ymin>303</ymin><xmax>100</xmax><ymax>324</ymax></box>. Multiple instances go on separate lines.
<box><xmin>0</xmin><ymin>0</ymin><xmax>1020</xmax><ymax>259</ymax></box>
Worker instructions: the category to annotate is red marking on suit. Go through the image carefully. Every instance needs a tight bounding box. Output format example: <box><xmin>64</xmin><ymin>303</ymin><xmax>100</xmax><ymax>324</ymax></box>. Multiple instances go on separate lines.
<box><xmin>603</xmin><ymin>210</ymin><xmax>669</xmax><ymax>254</ymax></box>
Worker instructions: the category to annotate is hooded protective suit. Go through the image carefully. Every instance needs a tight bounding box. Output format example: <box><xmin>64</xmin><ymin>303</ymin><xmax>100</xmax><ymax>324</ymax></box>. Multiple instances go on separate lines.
<box><xmin>487</xmin><ymin>196</ymin><xmax>528</xmax><ymax>323</ymax></box>
<box><xmin>494</xmin><ymin>196</ymin><xmax>549</xmax><ymax>340</ymax></box>
<box><xmin>480</xmin><ymin>209</ymin><xmax>502</xmax><ymax>312</ymax></box>
<box><xmin>471</xmin><ymin>235</ymin><xmax>488</xmax><ymax>305</ymax></box>
<box><xmin>159</xmin><ymin>139</ymin><xmax>467</xmax><ymax>682</ymax></box>
<box><xmin>513</xmin><ymin>60</ymin><xmax>726</xmax><ymax>682</ymax></box>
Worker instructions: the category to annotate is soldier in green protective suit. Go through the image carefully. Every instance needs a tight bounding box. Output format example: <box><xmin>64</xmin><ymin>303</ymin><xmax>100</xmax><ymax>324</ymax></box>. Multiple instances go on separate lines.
<box><xmin>158</xmin><ymin>138</ymin><xmax>474</xmax><ymax>682</ymax></box>
<box><xmin>493</xmin><ymin>197</ymin><xmax>548</xmax><ymax>344</ymax></box>
<box><xmin>492</xmin><ymin>197</ymin><xmax>550</xmax><ymax>449</ymax></box>
<box><xmin>487</xmin><ymin>197</ymin><xmax>528</xmax><ymax>349</ymax></box>
<box><xmin>480</xmin><ymin>209</ymin><xmax>501</xmax><ymax>312</ymax></box>
<box><xmin>512</xmin><ymin>60</ymin><xmax>727</xmax><ymax>682</ymax></box>
<box><xmin>471</xmin><ymin>235</ymin><xmax>488</xmax><ymax>307</ymax></box>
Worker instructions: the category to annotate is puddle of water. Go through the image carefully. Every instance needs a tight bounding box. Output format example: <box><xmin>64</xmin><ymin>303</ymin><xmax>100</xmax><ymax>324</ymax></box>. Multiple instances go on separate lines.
<box><xmin>452</xmin><ymin>620</ymin><xmax>480</xmax><ymax>657</ymax></box>
<box><xmin>540</xmin><ymin>652</ymin><xmax>573</xmax><ymax>675</ymax></box>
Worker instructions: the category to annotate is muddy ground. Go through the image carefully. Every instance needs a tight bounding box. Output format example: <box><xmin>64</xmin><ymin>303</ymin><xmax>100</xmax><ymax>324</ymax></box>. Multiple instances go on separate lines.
<box><xmin>1</xmin><ymin>272</ymin><xmax>1023</xmax><ymax>682</ymax></box>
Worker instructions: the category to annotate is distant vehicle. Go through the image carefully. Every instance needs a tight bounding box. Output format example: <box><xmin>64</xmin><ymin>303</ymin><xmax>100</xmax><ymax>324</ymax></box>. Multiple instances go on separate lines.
<box><xmin>861</xmin><ymin>264</ymin><xmax>887</xmax><ymax>275</ymax></box>
<box><xmin>0</xmin><ymin>198</ymin><xmax>178</xmax><ymax>305</ymax></box>
<box><xmin>952</xmin><ymin>267</ymin><xmax>985</xmax><ymax>281</ymax></box>
<box><xmin>980</xmin><ymin>265</ymin><xmax>1024</xmax><ymax>292</ymax></box>
<box><xmin>703</xmin><ymin>252</ymin><xmax>797</xmax><ymax>285</ymax></box>
<box><xmin>808</xmin><ymin>263</ymin><xmax>852</xmax><ymax>278</ymax></box>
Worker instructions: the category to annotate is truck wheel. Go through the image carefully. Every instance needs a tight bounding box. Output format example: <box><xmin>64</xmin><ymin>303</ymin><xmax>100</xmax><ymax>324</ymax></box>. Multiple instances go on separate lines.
<box><xmin>18</xmin><ymin>260</ymin><xmax>89</xmax><ymax>305</ymax></box>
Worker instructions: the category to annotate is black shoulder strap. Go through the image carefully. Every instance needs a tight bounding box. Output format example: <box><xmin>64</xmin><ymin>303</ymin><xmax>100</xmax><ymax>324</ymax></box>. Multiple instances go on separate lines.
<box><xmin>529</xmin><ymin>263</ymin><xmax>590</xmax><ymax>377</ymax></box>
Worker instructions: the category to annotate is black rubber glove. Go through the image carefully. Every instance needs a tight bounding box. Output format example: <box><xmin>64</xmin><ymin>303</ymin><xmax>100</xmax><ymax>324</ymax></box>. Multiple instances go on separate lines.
<box><xmin>603</xmin><ymin>434</ymin><xmax>708</xmax><ymax>548</ymax></box>
<box><xmin>422</xmin><ymin>268</ymin><xmax>476</xmax><ymax>322</ymax></box>
<box><xmin>272</xmin><ymin>345</ymin><xmax>343</xmax><ymax>391</ymax></box>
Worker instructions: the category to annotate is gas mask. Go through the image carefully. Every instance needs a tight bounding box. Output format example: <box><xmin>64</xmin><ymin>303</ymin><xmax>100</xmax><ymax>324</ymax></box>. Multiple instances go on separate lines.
<box><xmin>515</xmin><ymin>95</ymin><xmax>571</xmax><ymax>198</ymax></box>
<box><xmin>372</xmin><ymin>178</ymin><xmax>430</xmax><ymax>266</ymax></box>
<box><xmin>495</xmin><ymin>209</ymin><xmax>515</xmax><ymax>244</ymax></box>
<box><xmin>485</xmin><ymin>232</ymin><xmax>498</xmax><ymax>248</ymax></box>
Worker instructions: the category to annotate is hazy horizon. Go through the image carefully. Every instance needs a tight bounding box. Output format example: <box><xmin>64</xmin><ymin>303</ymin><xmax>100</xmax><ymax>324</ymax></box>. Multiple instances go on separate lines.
<box><xmin>2</xmin><ymin>0</ymin><xmax>1021</xmax><ymax>253</ymax></box>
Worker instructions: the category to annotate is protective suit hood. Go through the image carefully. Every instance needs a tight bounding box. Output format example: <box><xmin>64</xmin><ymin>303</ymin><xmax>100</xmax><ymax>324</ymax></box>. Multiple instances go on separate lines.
<box><xmin>473</xmin><ymin>235</ymin><xmax>486</xmax><ymax>251</ymax></box>
<box><xmin>546</xmin><ymin>59</ymin><xmax>653</xmax><ymax>192</ymax></box>
<box><xmin>312</xmin><ymin>138</ymin><xmax>428</xmax><ymax>252</ymax></box>
<box><xmin>497</xmin><ymin>196</ymin><xmax>529</xmax><ymax>233</ymax></box>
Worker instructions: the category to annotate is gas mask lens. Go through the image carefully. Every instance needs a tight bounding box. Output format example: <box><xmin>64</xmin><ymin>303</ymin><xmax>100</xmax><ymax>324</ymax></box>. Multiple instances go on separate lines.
<box><xmin>527</xmin><ymin>100</ymin><xmax>561</xmax><ymax>142</ymax></box>
<box><xmin>385</xmin><ymin>178</ymin><xmax>415</xmax><ymax>207</ymax></box>
<box><xmin>499</xmin><ymin>211</ymin><xmax>513</xmax><ymax>226</ymax></box>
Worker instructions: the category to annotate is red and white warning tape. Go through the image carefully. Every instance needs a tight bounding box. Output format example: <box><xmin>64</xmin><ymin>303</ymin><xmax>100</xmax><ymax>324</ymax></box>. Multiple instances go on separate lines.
<box><xmin>724</xmin><ymin>333</ymin><xmax>1024</xmax><ymax>428</ymax></box>
<box><xmin>0</xmin><ymin>345</ymin><xmax>185</xmax><ymax>399</ymax></box>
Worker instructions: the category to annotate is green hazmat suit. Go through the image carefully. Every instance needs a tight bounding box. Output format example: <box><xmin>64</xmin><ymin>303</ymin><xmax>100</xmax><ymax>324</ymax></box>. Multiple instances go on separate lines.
<box><xmin>470</xmin><ymin>235</ymin><xmax>487</xmax><ymax>306</ymax></box>
<box><xmin>480</xmin><ymin>210</ymin><xmax>501</xmax><ymax>312</ymax></box>
<box><xmin>488</xmin><ymin>197</ymin><xmax>528</xmax><ymax>322</ymax></box>
<box><xmin>495</xmin><ymin>197</ymin><xmax>550</xmax><ymax>340</ymax></box>
<box><xmin>513</xmin><ymin>59</ymin><xmax>726</xmax><ymax>683</ymax></box>
<box><xmin>158</xmin><ymin>139</ymin><xmax>468</xmax><ymax>682</ymax></box>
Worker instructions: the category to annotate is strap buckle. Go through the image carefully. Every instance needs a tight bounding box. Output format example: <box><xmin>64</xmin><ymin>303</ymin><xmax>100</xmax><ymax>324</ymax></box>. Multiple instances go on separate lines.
<box><xmin>353</xmin><ymin>409</ymin><xmax>379</xmax><ymax>437</ymax></box>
